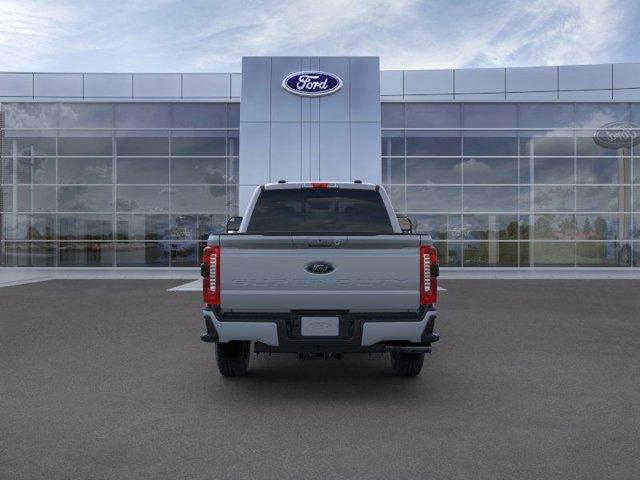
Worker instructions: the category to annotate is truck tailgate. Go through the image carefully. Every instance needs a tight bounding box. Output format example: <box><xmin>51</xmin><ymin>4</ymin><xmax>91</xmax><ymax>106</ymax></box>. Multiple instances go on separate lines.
<box><xmin>218</xmin><ymin>235</ymin><xmax>421</xmax><ymax>312</ymax></box>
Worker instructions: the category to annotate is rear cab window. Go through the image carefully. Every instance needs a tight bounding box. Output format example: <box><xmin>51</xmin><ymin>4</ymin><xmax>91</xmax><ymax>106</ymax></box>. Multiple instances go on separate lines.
<box><xmin>246</xmin><ymin>188</ymin><xmax>393</xmax><ymax>234</ymax></box>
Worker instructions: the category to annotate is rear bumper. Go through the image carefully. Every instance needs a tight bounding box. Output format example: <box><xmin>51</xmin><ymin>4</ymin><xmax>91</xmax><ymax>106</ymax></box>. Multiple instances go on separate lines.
<box><xmin>201</xmin><ymin>307</ymin><xmax>438</xmax><ymax>353</ymax></box>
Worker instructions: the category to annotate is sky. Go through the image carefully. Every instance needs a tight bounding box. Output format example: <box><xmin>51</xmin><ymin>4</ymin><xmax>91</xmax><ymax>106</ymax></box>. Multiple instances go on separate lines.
<box><xmin>0</xmin><ymin>0</ymin><xmax>638</xmax><ymax>73</ymax></box>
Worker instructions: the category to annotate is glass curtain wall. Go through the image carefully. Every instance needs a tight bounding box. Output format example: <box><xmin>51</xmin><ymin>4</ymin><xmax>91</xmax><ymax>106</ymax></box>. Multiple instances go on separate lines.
<box><xmin>0</xmin><ymin>102</ymin><xmax>239</xmax><ymax>267</ymax></box>
<box><xmin>382</xmin><ymin>102</ymin><xmax>640</xmax><ymax>268</ymax></box>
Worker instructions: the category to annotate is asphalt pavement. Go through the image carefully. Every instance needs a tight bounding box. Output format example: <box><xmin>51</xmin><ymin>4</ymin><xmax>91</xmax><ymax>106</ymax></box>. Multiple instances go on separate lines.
<box><xmin>1</xmin><ymin>279</ymin><xmax>639</xmax><ymax>480</ymax></box>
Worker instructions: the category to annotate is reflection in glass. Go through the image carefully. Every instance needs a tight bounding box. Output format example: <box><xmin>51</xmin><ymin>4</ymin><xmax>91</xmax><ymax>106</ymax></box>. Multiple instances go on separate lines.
<box><xmin>116</xmin><ymin>136</ymin><xmax>169</xmax><ymax>156</ymax></box>
<box><xmin>2</xmin><ymin>103</ymin><xmax>58</xmax><ymax>128</ymax></box>
<box><xmin>463</xmin><ymin>241</ymin><xmax>518</xmax><ymax>267</ymax></box>
<box><xmin>58</xmin><ymin>104</ymin><xmax>113</xmax><ymax>128</ymax></box>
<box><xmin>381</xmin><ymin>104</ymin><xmax>404</xmax><ymax>128</ymax></box>
<box><xmin>462</xmin><ymin>158</ymin><xmax>517</xmax><ymax>184</ymax></box>
<box><xmin>58</xmin><ymin>137</ymin><xmax>113</xmax><ymax>156</ymax></box>
<box><xmin>532</xmin><ymin>242</ymin><xmax>575</xmax><ymax>266</ymax></box>
<box><xmin>2</xmin><ymin>242</ymin><xmax>56</xmax><ymax>267</ymax></box>
<box><xmin>17</xmin><ymin>186</ymin><xmax>56</xmax><ymax>212</ymax></box>
<box><xmin>381</xmin><ymin>130</ymin><xmax>404</xmax><ymax>156</ymax></box>
<box><xmin>463</xmin><ymin>104</ymin><xmax>517</xmax><ymax>128</ymax></box>
<box><xmin>463</xmin><ymin>134</ymin><xmax>517</xmax><ymax>156</ymax></box>
<box><xmin>114</xmin><ymin>104</ymin><xmax>171</xmax><ymax>128</ymax></box>
<box><xmin>116</xmin><ymin>158</ymin><xmax>170</xmax><ymax>184</ymax></box>
<box><xmin>16</xmin><ymin>214</ymin><xmax>55</xmax><ymax>240</ymax></box>
<box><xmin>170</xmin><ymin>103</ymin><xmax>227</xmax><ymax>128</ymax></box>
<box><xmin>462</xmin><ymin>215</ymin><xmax>518</xmax><ymax>240</ymax></box>
<box><xmin>406</xmin><ymin>132</ymin><xmax>460</xmax><ymax>156</ymax></box>
<box><xmin>171</xmin><ymin>134</ymin><xmax>226</xmax><ymax>156</ymax></box>
<box><xmin>576</xmin><ymin>242</ymin><xmax>630</xmax><ymax>267</ymax></box>
<box><xmin>382</xmin><ymin>185</ymin><xmax>405</xmax><ymax>212</ymax></box>
<box><xmin>59</xmin><ymin>242</ymin><xmax>114</xmax><ymax>267</ymax></box>
<box><xmin>115</xmin><ymin>242</ymin><xmax>169</xmax><ymax>267</ymax></box>
<box><xmin>406</xmin><ymin>158</ymin><xmax>460</xmax><ymax>184</ymax></box>
<box><xmin>534</xmin><ymin>158</ymin><xmax>574</xmax><ymax>184</ymax></box>
<box><xmin>519</xmin><ymin>135</ymin><xmax>573</xmax><ymax>157</ymax></box>
<box><xmin>406</xmin><ymin>186</ymin><xmax>461</xmax><ymax>213</ymax></box>
<box><xmin>171</xmin><ymin>186</ymin><xmax>227</xmax><ymax>213</ymax></box>
<box><xmin>432</xmin><ymin>241</ymin><xmax>462</xmax><ymax>267</ymax></box>
<box><xmin>3</xmin><ymin>136</ymin><xmax>56</xmax><ymax>157</ymax></box>
<box><xmin>463</xmin><ymin>186</ymin><xmax>518</xmax><ymax>212</ymax></box>
<box><xmin>16</xmin><ymin>157</ymin><xmax>56</xmax><ymax>184</ymax></box>
<box><xmin>382</xmin><ymin>158</ymin><xmax>405</xmax><ymax>184</ymax></box>
<box><xmin>58</xmin><ymin>186</ymin><xmax>113</xmax><ymax>212</ymax></box>
<box><xmin>534</xmin><ymin>186</ymin><xmax>575</xmax><ymax>212</ymax></box>
<box><xmin>171</xmin><ymin>158</ymin><xmax>226</xmax><ymax>184</ymax></box>
<box><xmin>59</xmin><ymin>214</ymin><xmax>113</xmax><ymax>240</ymax></box>
<box><xmin>116</xmin><ymin>214</ymin><xmax>170</xmax><ymax>241</ymax></box>
<box><xmin>518</xmin><ymin>104</ymin><xmax>573</xmax><ymax>129</ymax></box>
<box><xmin>116</xmin><ymin>186</ymin><xmax>171</xmax><ymax>212</ymax></box>
<box><xmin>576</xmin><ymin>157</ymin><xmax>627</xmax><ymax>184</ymax></box>
<box><xmin>533</xmin><ymin>214</ymin><xmax>576</xmax><ymax>240</ymax></box>
<box><xmin>576</xmin><ymin>186</ymin><xmax>628</xmax><ymax>212</ymax></box>
<box><xmin>58</xmin><ymin>158</ymin><xmax>112</xmax><ymax>184</ymax></box>
<box><xmin>575</xmin><ymin>214</ymin><xmax>628</xmax><ymax>241</ymax></box>
<box><xmin>410</xmin><ymin>214</ymin><xmax>462</xmax><ymax>240</ymax></box>
<box><xmin>406</xmin><ymin>104</ymin><xmax>460</xmax><ymax>128</ymax></box>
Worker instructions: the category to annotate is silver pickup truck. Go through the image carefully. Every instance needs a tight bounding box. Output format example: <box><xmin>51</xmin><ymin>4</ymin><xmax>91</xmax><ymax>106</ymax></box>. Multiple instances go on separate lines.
<box><xmin>200</xmin><ymin>181</ymin><xmax>440</xmax><ymax>377</ymax></box>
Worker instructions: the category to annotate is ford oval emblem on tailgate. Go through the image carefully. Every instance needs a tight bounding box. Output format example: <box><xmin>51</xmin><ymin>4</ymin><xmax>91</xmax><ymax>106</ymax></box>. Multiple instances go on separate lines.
<box><xmin>305</xmin><ymin>262</ymin><xmax>334</xmax><ymax>274</ymax></box>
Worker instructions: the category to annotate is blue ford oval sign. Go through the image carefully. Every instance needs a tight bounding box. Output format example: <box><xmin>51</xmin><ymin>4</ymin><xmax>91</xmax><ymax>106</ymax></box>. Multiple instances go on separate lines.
<box><xmin>282</xmin><ymin>71</ymin><xmax>343</xmax><ymax>97</ymax></box>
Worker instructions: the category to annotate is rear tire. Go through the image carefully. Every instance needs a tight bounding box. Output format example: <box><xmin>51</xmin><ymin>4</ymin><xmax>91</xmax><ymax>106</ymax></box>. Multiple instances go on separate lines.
<box><xmin>215</xmin><ymin>341</ymin><xmax>250</xmax><ymax>377</ymax></box>
<box><xmin>390</xmin><ymin>352</ymin><xmax>424</xmax><ymax>376</ymax></box>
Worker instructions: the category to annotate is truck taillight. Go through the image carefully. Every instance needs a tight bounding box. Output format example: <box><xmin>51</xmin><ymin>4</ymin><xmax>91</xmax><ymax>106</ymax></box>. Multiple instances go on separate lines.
<box><xmin>420</xmin><ymin>245</ymin><xmax>438</xmax><ymax>305</ymax></box>
<box><xmin>202</xmin><ymin>245</ymin><xmax>220</xmax><ymax>305</ymax></box>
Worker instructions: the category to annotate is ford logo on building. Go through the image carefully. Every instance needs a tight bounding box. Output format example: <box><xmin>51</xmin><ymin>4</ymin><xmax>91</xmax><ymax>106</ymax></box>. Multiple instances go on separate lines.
<box><xmin>593</xmin><ymin>121</ymin><xmax>640</xmax><ymax>149</ymax></box>
<box><xmin>282</xmin><ymin>71</ymin><xmax>343</xmax><ymax>97</ymax></box>
<box><xmin>305</xmin><ymin>261</ymin><xmax>335</xmax><ymax>274</ymax></box>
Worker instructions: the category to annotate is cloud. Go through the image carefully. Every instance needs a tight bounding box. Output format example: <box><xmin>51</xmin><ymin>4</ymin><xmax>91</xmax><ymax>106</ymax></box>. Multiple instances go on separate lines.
<box><xmin>0</xmin><ymin>0</ymin><xmax>637</xmax><ymax>72</ymax></box>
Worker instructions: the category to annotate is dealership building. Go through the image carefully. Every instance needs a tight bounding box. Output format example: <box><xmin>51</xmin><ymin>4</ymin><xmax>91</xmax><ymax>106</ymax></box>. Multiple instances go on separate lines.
<box><xmin>1</xmin><ymin>56</ymin><xmax>639</xmax><ymax>269</ymax></box>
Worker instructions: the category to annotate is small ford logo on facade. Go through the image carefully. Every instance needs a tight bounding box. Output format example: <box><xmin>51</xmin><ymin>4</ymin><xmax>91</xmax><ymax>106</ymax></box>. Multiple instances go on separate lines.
<box><xmin>593</xmin><ymin>121</ymin><xmax>640</xmax><ymax>149</ymax></box>
<box><xmin>305</xmin><ymin>262</ymin><xmax>335</xmax><ymax>274</ymax></box>
<box><xmin>282</xmin><ymin>71</ymin><xmax>343</xmax><ymax>97</ymax></box>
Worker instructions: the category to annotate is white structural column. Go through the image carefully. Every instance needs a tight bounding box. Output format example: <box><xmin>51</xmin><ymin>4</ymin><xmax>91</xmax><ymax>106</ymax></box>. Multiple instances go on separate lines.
<box><xmin>239</xmin><ymin>56</ymin><xmax>381</xmax><ymax>211</ymax></box>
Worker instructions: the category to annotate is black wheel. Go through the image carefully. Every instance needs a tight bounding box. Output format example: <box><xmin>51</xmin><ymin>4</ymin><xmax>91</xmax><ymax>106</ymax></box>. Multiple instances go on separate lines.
<box><xmin>215</xmin><ymin>341</ymin><xmax>251</xmax><ymax>377</ymax></box>
<box><xmin>390</xmin><ymin>352</ymin><xmax>424</xmax><ymax>376</ymax></box>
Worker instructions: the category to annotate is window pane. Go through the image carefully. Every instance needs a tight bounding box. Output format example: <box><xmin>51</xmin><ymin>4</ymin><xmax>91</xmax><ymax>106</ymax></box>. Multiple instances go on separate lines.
<box><xmin>463</xmin><ymin>134</ymin><xmax>518</xmax><ymax>156</ymax></box>
<box><xmin>227</xmin><ymin>130</ymin><xmax>239</xmax><ymax>157</ymax></box>
<box><xmin>59</xmin><ymin>242</ymin><xmax>114</xmax><ymax>267</ymax></box>
<box><xmin>3</xmin><ymin>136</ymin><xmax>56</xmax><ymax>156</ymax></box>
<box><xmin>58</xmin><ymin>137</ymin><xmax>113</xmax><ymax>156</ymax></box>
<box><xmin>406</xmin><ymin>131</ymin><xmax>461</xmax><ymax>156</ymax></box>
<box><xmin>634</xmin><ymin>158</ymin><xmax>640</xmax><ymax>183</ymax></box>
<box><xmin>168</xmin><ymin>242</ymin><xmax>200</xmax><ymax>267</ymax></box>
<box><xmin>114</xmin><ymin>104</ymin><xmax>170</xmax><ymax>128</ymax></box>
<box><xmin>2</xmin><ymin>242</ymin><xmax>56</xmax><ymax>267</ymax></box>
<box><xmin>532</xmin><ymin>242</ymin><xmax>575</xmax><ymax>266</ymax></box>
<box><xmin>519</xmin><ymin>134</ymin><xmax>574</xmax><ymax>156</ymax></box>
<box><xmin>58</xmin><ymin>158</ymin><xmax>112</xmax><ymax>184</ymax></box>
<box><xmin>1</xmin><ymin>157</ymin><xmax>12</xmax><ymax>183</ymax></box>
<box><xmin>382</xmin><ymin>158</ymin><xmax>405</xmax><ymax>184</ymax></box>
<box><xmin>113</xmin><ymin>242</ymin><xmax>168</xmax><ymax>267</ymax></box>
<box><xmin>462</xmin><ymin>158</ymin><xmax>517</xmax><ymax>184</ymax></box>
<box><xmin>406</xmin><ymin>186</ymin><xmax>461</xmax><ymax>212</ymax></box>
<box><xmin>432</xmin><ymin>241</ymin><xmax>462</xmax><ymax>267</ymax></box>
<box><xmin>381</xmin><ymin>103</ymin><xmax>404</xmax><ymax>128</ymax></box>
<box><xmin>116</xmin><ymin>136</ymin><xmax>169</xmax><ymax>156</ymax></box>
<box><xmin>116</xmin><ymin>158</ymin><xmax>169</xmax><ymax>184</ymax></box>
<box><xmin>576</xmin><ymin>185</ymin><xmax>629</xmax><ymax>212</ymax></box>
<box><xmin>576</xmin><ymin>214</ymin><xmax>629</xmax><ymax>240</ymax></box>
<box><xmin>228</xmin><ymin>104</ymin><xmax>240</xmax><ymax>127</ymax></box>
<box><xmin>410</xmin><ymin>214</ymin><xmax>462</xmax><ymax>240</ymax></box>
<box><xmin>533</xmin><ymin>214</ymin><xmax>576</xmax><ymax>240</ymax></box>
<box><xmin>576</xmin><ymin>242</ymin><xmax>631</xmax><ymax>267</ymax></box>
<box><xmin>58</xmin><ymin>186</ymin><xmax>113</xmax><ymax>212</ymax></box>
<box><xmin>534</xmin><ymin>186</ymin><xmax>575</xmax><ymax>212</ymax></box>
<box><xmin>59</xmin><ymin>103</ymin><xmax>113</xmax><ymax>128</ymax></box>
<box><xmin>534</xmin><ymin>158</ymin><xmax>574</xmax><ymax>184</ymax></box>
<box><xmin>406</xmin><ymin>158</ymin><xmax>461</xmax><ymax>184</ymax></box>
<box><xmin>171</xmin><ymin>186</ymin><xmax>227</xmax><ymax>213</ymax></box>
<box><xmin>228</xmin><ymin>157</ymin><xmax>238</xmax><ymax>184</ymax></box>
<box><xmin>463</xmin><ymin>242</ymin><xmax>518</xmax><ymax>267</ymax></box>
<box><xmin>462</xmin><ymin>215</ymin><xmax>519</xmax><ymax>240</ymax></box>
<box><xmin>406</xmin><ymin>104</ymin><xmax>460</xmax><ymax>128</ymax></box>
<box><xmin>171</xmin><ymin>158</ymin><xmax>227</xmax><ymax>184</ymax></box>
<box><xmin>116</xmin><ymin>214</ymin><xmax>170</xmax><ymax>240</ymax></box>
<box><xmin>16</xmin><ymin>157</ymin><xmax>56</xmax><ymax>184</ymax></box>
<box><xmin>171</xmin><ymin>133</ymin><xmax>226</xmax><ymax>156</ymax></box>
<box><xmin>463</xmin><ymin>104</ymin><xmax>516</xmax><ymax>128</ymax></box>
<box><xmin>171</xmin><ymin>103</ymin><xmax>227</xmax><ymax>128</ymax></box>
<box><xmin>381</xmin><ymin>130</ymin><xmax>404</xmax><ymax>156</ymax></box>
<box><xmin>2</xmin><ymin>104</ymin><xmax>58</xmax><ymax>128</ymax></box>
<box><xmin>574</xmin><ymin>103</ymin><xmax>630</xmax><ymax>128</ymax></box>
<box><xmin>518</xmin><ymin>104</ymin><xmax>574</xmax><ymax>129</ymax></box>
<box><xmin>576</xmin><ymin>157</ymin><xmax>627</xmax><ymax>184</ymax></box>
<box><xmin>15</xmin><ymin>214</ymin><xmax>55</xmax><ymax>240</ymax></box>
<box><xmin>170</xmin><ymin>214</ymin><xmax>227</xmax><ymax>241</ymax></box>
<box><xmin>576</xmin><ymin>134</ymin><xmax>627</xmax><ymax>156</ymax></box>
<box><xmin>17</xmin><ymin>186</ymin><xmax>56</xmax><ymax>212</ymax></box>
<box><xmin>58</xmin><ymin>214</ymin><xmax>113</xmax><ymax>240</ymax></box>
<box><xmin>463</xmin><ymin>186</ymin><xmax>518</xmax><ymax>212</ymax></box>
<box><xmin>383</xmin><ymin>185</ymin><xmax>405</xmax><ymax>211</ymax></box>
<box><xmin>1</xmin><ymin>186</ymin><xmax>12</xmax><ymax>211</ymax></box>
<box><xmin>116</xmin><ymin>186</ymin><xmax>170</xmax><ymax>212</ymax></box>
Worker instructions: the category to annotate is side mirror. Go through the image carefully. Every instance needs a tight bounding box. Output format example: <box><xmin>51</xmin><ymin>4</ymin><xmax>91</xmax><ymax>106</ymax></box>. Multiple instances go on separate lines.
<box><xmin>226</xmin><ymin>216</ymin><xmax>243</xmax><ymax>233</ymax></box>
<box><xmin>396</xmin><ymin>215</ymin><xmax>413</xmax><ymax>233</ymax></box>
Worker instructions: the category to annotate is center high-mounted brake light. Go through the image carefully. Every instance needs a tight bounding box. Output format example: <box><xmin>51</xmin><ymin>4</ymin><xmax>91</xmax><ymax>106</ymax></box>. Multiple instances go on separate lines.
<box><xmin>311</xmin><ymin>182</ymin><xmax>329</xmax><ymax>189</ymax></box>
<box><xmin>420</xmin><ymin>245</ymin><xmax>439</xmax><ymax>305</ymax></box>
<box><xmin>202</xmin><ymin>245</ymin><xmax>220</xmax><ymax>305</ymax></box>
